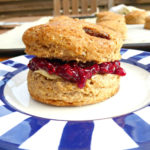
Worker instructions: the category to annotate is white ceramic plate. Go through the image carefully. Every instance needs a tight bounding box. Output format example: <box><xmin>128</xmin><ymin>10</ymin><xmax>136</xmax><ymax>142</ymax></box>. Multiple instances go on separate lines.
<box><xmin>0</xmin><ymin>49</ymin><xmax>150</xmax><ymax>150</ymax></box>
<box><xmin>125</xmin><ymin>24</ymin><xmax>150</xmax><ymax>44</ymax></box>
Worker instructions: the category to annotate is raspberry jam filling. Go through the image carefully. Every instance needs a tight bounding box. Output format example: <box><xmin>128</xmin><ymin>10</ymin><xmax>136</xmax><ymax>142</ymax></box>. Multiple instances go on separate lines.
<box><xmin>28</xmin><ymin>57</ymin><xmax>126</xmax><ymax>88</ymax></box>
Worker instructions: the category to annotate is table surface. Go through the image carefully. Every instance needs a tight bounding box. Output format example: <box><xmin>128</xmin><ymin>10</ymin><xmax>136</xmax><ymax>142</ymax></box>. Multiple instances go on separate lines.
<box><xmin>0</xmin><ymin>16</ymin><xmax>42</xmax><ymax>61</ymax></box>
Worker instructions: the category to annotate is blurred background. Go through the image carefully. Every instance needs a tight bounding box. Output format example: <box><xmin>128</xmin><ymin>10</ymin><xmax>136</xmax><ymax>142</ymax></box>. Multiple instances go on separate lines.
<box><xmin>0</xmin><ymin>0</ymin><xmax>150</xmax><ymax>20</ymax></box>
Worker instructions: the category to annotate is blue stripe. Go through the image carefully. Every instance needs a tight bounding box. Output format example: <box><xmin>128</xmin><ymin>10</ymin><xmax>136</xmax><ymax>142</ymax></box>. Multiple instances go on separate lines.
<box><xmin>0</xmin><ymin>70</ymin><xmax>9</xmax><ymax>76</ymax></box>
<box><xmin>127</xmin><ymin>52</ymin><xmax>150</xmax><ymax>62</ymax></box>
<box><xmin>0</xmin><ymin>140</ymin><xmax>24</xmax><ymax>150</ymax></box>
<box><xmin>113</xmin><ymin>113</ymin><xmax>150</xmax><ymax>148</ymax></box>
<box><xmin>0</xmin><ymin>117</ymin><xmax>49</xmax><ymax>150</ymax></box>
<box><xmin>120</xmin><ymin>48</ymin><xmax>128</xmax><ymax>55</ymax></box>
<box><xmin>24</xmin><ymin>55</ymin><xmax>34</xmax><ymax>60</ymax></box>
<box><xmin>121</xmin><ymin>59</ymin><xmax>150</xmax><ymax>72</ymax></box>
<box><xmin>59</xmin><ymin>121</ymin><xmax>94</xmax><ymax>150</ymax></box>
<box><xmin>2</xmin><ymin>60</ymin><xmax>26</xmax><ymax>69</ymax></box>
<box><xmin>0</xmin><ymin>105</ymin><xmax>15</xmax><ymax>117</ymax></box>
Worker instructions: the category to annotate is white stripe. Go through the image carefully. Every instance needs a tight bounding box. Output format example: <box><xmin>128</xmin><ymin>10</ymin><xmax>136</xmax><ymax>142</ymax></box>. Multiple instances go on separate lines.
<box><xmin>0</xmin><ymin>63</ymin><xmax>16</xmax><ymax>72</ymax></box>
<box><xmin>122</xmin><ymin>49</ymin><xmax>142</xmax><ymax>59</ymax></box>
<box><xmin>135</xmin><ymin>107</ymin><xmax>150</xmax><ymax>124</ymax></box>
<box><xmin>0</xmin><ymin>112</ymin><xmax>29</xmax><ymax>136</ymax></box>
<box><xmin>19</xmin><ymin>120</ymin><xmax>67</xmax><ymax>150</ymax></box>
<box><xmin>10</xmin><ymin>56</ymin><xmax>29</xmax><ymax>65</ymax></box>
<box><xmin>0</xmin><ymin>100</ymin><xmax>4</xmax><ymax>106</ymax></box>
<box><xmin>0</xmin><ymin>76</ymin><xmax>4</xmax><ymax>80</ymax></box>
<box><xmin>138</xmin><ymin>56</ymin><xmax>150</xmax><ymax>65</ymax></box>
<box><xmin>91</xmin><ymin>119</ymin><xmax>138</xmax><ymax>150</ymax></box>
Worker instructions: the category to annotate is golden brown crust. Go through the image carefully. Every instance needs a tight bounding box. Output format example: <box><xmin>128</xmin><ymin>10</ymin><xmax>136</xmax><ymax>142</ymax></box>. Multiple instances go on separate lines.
<box><xmin>96</xmin><ymin>11</ymin><xmax>127</xmax><ymax>40</ymax></box>
<box><xmin>23</xmin><ymin>16</ymin><xmax>122</xmax><ymax>63</ymax></box>
<box><xmin>96</xmin><ymin>11</ymin><xmax>125</xmax><ymax>23</ymax></box>
<box><xmin>27</xmin><ymin>70</ymin><xmax>120</xmax><ymax>106</ymax></box>
<box><xmin>125</xmin><ymin>10</ymin><xmax>148</xmax><ymax>24</ymax></box>
<box><xmin>97</xmin><ymin>20</ymin><xmax>127</xmax><ymax>40</ymax></box>
<box><xmin>144</xmin><ymin>16</ymin><xmax>150</xmax><ymax>29</ymax></box>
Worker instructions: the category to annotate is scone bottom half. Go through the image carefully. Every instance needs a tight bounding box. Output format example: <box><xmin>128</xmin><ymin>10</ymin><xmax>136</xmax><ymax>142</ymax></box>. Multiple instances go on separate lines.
<box><xmin>23</xmin><ymin>16</ymin><xmax>126</xmax><ymax>106</ymax></box>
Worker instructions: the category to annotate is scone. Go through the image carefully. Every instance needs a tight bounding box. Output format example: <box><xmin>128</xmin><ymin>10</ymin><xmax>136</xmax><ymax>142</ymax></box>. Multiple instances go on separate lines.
<box><xmin>23</xmin><ymin>16</ymin><xmax>126</xmax><ymax>106</ymax></box>
<box><xmin>144</xmin><ymin>16</ymin><xmax>150</xmax><ymax>29</ymax></box>
<box><xmin>96</xmin><ymin>11</ymin><xmax>127</xmax><ymax>40</ymax></box>
<box><xmin>97</xmin><ymin>20</ymin><xmax>127</xmax><ymax>40</ymax></box>
<box><xmin>96</xmin><ymin>11</ymin><xmax>125</xmax><ymax>23</ymax></box>
<box><xmin>125</xmin><ymin>10</ymin><xmax>148</xmax><ymax>24</ymax></box>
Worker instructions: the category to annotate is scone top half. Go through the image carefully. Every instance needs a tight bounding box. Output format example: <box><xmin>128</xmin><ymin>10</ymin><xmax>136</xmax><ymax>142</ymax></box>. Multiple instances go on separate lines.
<box><xmin>23</xmin><ymin>16</ymin><xmax>123</xmax><ymax>64</ymax></box>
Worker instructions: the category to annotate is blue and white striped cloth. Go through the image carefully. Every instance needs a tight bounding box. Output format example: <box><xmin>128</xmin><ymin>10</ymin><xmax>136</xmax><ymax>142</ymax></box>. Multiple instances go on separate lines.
<box><xmin>0</xmin><ymin>49</ymin><xmax>150</xmax><ymax>150</ymax></box>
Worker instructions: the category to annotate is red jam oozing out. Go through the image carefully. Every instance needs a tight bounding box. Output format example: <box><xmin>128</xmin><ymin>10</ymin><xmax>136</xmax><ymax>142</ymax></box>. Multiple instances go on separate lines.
<box><xmin>28</xmin><ymin>57</ymin><xmax>126</xmax><ymax>88</ymax></box>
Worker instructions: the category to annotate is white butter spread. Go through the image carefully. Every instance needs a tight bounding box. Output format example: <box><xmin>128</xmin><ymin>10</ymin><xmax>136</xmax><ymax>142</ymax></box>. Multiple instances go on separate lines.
<box><xmin>35</xmin><ymin>69</ymin><xmax>61</xmax><ymax>80</ymax></box>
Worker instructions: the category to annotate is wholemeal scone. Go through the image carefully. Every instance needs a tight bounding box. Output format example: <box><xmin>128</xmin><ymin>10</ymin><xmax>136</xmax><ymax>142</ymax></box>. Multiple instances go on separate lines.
<box><xmin>96</xmin><ymin>11</ymin><xmax>125</xmax><ymax>23</ymax></box>
<box><xmin>125</xmin><ymin>10</ymin><xmax>148</xmax><ymax>24</ymax></box>
<box><xmin>96</xmin><ymin>11</ymin><xmax>127</xmax><ymax>40</ymax></box>
<box><xmin>144</xmin><ymin>16</ymin><xmax>150</xmax><ymax>29</ymax></box>
<box><xmin>23</xmin><ymin>16</ymin><xmax>126</xmax><ymax>106</ymax></box>
<box><xmin>97</xmin><ymin>20</ymin><xmax>127</xmax><ymax>40</ymax></box>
